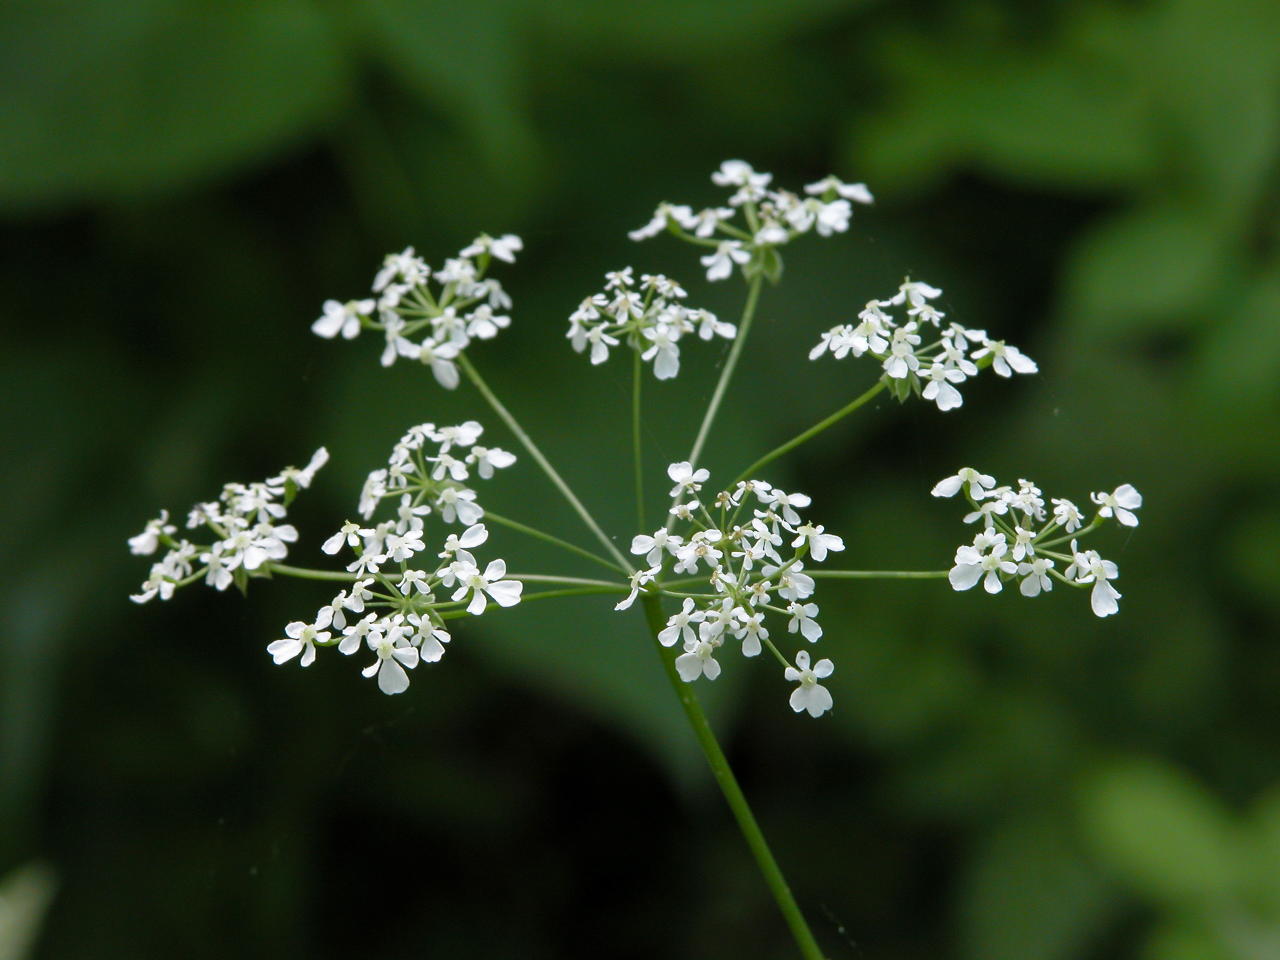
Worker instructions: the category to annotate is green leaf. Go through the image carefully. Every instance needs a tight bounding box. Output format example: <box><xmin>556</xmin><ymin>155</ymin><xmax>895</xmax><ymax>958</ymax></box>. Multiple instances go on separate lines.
<box><xmin>1079</xmin><ymin>757</ymin><xmax>1243</xmax><ymax>904</ymax></box>
<box><xmin>1063</xmin><ymin>201</ymin><xmax>1227</xmax><ymax>333</ymax></box>
<box><xmin>0</xmin><ymin>0</ymin><xmax>350</xmax><ymax>212</ymax></box>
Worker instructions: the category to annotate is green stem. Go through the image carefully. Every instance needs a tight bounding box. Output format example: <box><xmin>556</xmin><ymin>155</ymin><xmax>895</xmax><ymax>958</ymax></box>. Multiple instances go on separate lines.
<box><xmin>664</xmin><ymin>273</ymin><xmax>765</xmax><ymax>531</ymax></box>
<box><xmin>459</xmin><ymin>354</ymin><xmax>633</xmax><ymax>572</ymax></box>
<box><xmin>507</xmin><ymin>574</ymin><xmax>624</xmax><ymax>588</ymax></box>
<box><xmin>808</xmin><ymin>569</ymin><xmax>948</xmax><ymax>580</ymax></box>
<box><xmin>639</xmin><ymin>594</ymin><xmax>825</xmax><ymax>960</ymax></box>
<box><xmin>485</xmin><ymin>510</ymin><xmax>625</xmax><ymax>574</ymax></box>
<box><xmin>734</xmin><ymin>380</ymin><xmax>886</xmax><ymax>484</ymax></box>
<box><xmin>267</xmin><ymin>564</ymin><xmax>354</xmax><ymax>583</ymax></box>
<box><xmin>689</xmin><ymin>274</ymin><xmax>763</xmax><ymax>470</ymax></box>
<box><xmin>519</xmin><ymin>586</ymin><xmax>627</xmax><ymax>602</ymax></box>
<box><xmin>633</xmin><ymin>348</ymin><xmax>646</xmax><ymax>531</ymax></box>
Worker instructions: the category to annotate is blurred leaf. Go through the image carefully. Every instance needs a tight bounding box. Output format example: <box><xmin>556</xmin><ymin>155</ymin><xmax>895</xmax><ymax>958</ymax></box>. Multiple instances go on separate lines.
<box><xmin>858</xmin><ymin>15</ymin><xmax>1154</xmax><ymax>194</ymax></box>
<box><xmin>960</xmin><ymin>814</ymin><xmax>1112</xmax><ymax>960</ymax></box>
<box><xmin>1064</xmin><ymin>200</ymin><xmax>1226</xmax><ymax>331</ymax></box>
<box><xmin>354</xmin><ymin>0</ymin><xmax>542</xmax><ymax>193</ymax></box>
<box><xmin>0</xmin><ymin>0</ymin><xmax>349</xmax><ymax>212</ymax></box>
<box><xmin>1142</xmin><ymin>921</ymin><xmax>1236</xmax><ymax>960</ymax></box>
<box><xmin>0</xmin><ymin>862</ymin><xmax>56</xmax><ymax>960</ymax></box>
<box><xmin>533</xmin><ymin>0</ymin><xmax>863</xmax><ymax>59</ymax></box>
<box><xmin>1193</xmin><ymin>269</ymin><xmax>1280</xmax><ymax>408</ymax></box>
<box><xmin>1080</xmin><ymin>758</ymin><xmax>1243</xmax><ymax>904</ymax></box>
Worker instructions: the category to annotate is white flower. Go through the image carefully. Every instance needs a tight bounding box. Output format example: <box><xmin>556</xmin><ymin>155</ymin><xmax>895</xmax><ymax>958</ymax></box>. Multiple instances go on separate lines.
<box><xmin>628</xmin><ymin>203</ymin><xmax>692</xmax><ymax>241</ymax></box>
<box><xmin>338</xmin><ymin>614</ymin><xmax>380</xmax><ymax>655</ymax></box>
<box><xmin>754</xmin><ymin>220</ymin><xmax>790</xmax><ymax>245</ymax></box>
<box><xmin>393</xmin><ymin>494</ymin><xmax>433</xmax><ymax>533</ymax></box>
<box><xmin>658</xmin><ymin>598</ymin><xmax>705</xmax><ymax>647</ymax></box>
<box><xmin>312</xmin><ymin>299</ymin><xmax>372</xmax><ymax>340</ymax></box>
<box><xmin>667</xmin><ymin>461</ymin><xmax>710</xmax><ymax>497</ymax></box>
<box><xmin>373</xmin><ymin>247</ymin><xmax>429</xmax><ymax>292</ymax></box>
<box><xmin>435</xmin><ymin>487</ymin><xmax>483</xmax><ymax>525</ymax></box>
<box><xmin>785</xmin><ymin>602</ymin><xmax>822</xmax><ymax>642</ymax></box>
<box><xmin>358</xmin><ymin>469</ymin><xmax>388</xmax><ymax>519</ymax></box>
<box><xmin>675</xmin><ymin>636</ymin><xmax>722</xmax><ymax>682</ymax></box>
<box><xmin>711</xmin><ymin>160</ymin><xmax>771</xmax><ymax>193</ymax></box>
<box><xmin>1018</xmin><ymin>557</ymin><xmax>1055</xmax><ymax>597</ymax></box>
<box><xmin>450</xmin><ymin>558</ymin><xmax>523</xmax><ymax>615</ymax></box>
<box><xmin>804</xmin><ymin>175</ymin><xmax>874</xmax><ymax>205</ymax></box>
<box><xmin>1091</xmin><ymin>484</ymin><xmax>1142</xmax><ymax>527</ymax></box>
<box><xmin>1052</xmin><ymin>498</ymin><xmax>1085</xmax><ymax>533</ymax></box>
<box><xmin>1010</xmin><ymin>479</ymin><xmax>1046</xmax><ymax>522</ymax></box>
<box><xmin>398</xmin><ymin>568</ymin><xmax>431</xmax><ymax>596</ymax></box>
<box><xmin>200</xmin><ymin>545</ymin><xmax>234</xmax><ymax>591</ymax></box>
<box><xmin>630</xmin><ymin>529</ymin><xmax>683</xmax><ymax>567</ymax></box>
<box><xmin>693</xmin><ymin>309</ymin><xmax>736</xmax><ymax>341</ymax></box>
<box><xmin>700</xmin><ymin>241</ymin><xmax>750</xmax><ymax>282</ymax></box>
<box><xmin>784</xmin><ymin>650</ymin><xmax>834</xmax><ymax>718</ymax></box>
<box><xmin>604</xmin><ymin>267</ymin><xmax>634</xmax><ymax>290</ymax></box>
<box><xmin>460</xmin><ymin>233</ymin><xmax>523</xmax><ymax>263</ymax></box>
<box><xmin>883</xmin><ymin>324</ymin><xmax>921</xmax><ymax>379</ymax></box>
<box><xmin>384</xmin><ymin>528</ymin><xmax>425</xmax><ymax>562</ymax></box>
<box><xmin>128</xmin><ymin>510</ymin><xmax>176</xmax><ymax>556</ymax></box>
<box><xmin>1010</xmin><ymin>525</ymin><xmax>1037</xmax><ymax>561</ymax></box>
<box><xmin>439</xmin><ymin>523</ymin><xmax>489</xmax><ymax>562</ymax></box>
<box><xmin>399</xmin><ymin>337</ymin><xmax>461</xmax><ymax>390</ymax></box>
<box><xmin>466</xmin><ymin>446</ymin><xmax>516</xmax><ymax>480</ymax></box>
<box><xmin>884</xmin><ymin>279</ymin><xmax>943</xmax><ymax>309</ymax></box>
<box><xmin>1065</xmin><ymin>542</ymin><xmax>1122</xmax><ymax>617</ymax></box>
<box><xmin>465</xmin><ymin>305</ymin><xmax>511</xmax><ymax>340</ymax></box>
<box><xmin>435</xmin><ymin>420</ymin><xmax>484</xmax><ymax>451</ymax></box>
<box><xmin>410</xmin><ymin>617</ymin><xmax>451</xmax><ymax>663</ymax></box>
<box><xmin>273</xmin><ymin>447</ymin><xmax>330</xmax><ymax>490</ymax></box>
<box><xmin>921</xmin><ymin>362</ymin><xmax>966</xmax><ymax>411</ymax></box>
<box><xmin>641</xmin><ymin>326</ymin><xmax>681</xmax><ymax>380</ymax></box>
<box><xmin>768</xmin><ymin>562</ymin><xmax>816</xmax><ymax>602</ymax></box>
<box><xmin>732</xmin><ymin>608</ymin><xmax>769</xmax><ymax>657</ymax></box>
<box><xmin>813</xmin><ymin>200</ymin><xmax>852</xmax><ymax>237</ymax></box>
<box><xmin>361</xmin><ymin>618</ymin><xmax>419</xmax><ymax>694</ymax></box>
<box><xmin>683</xmin><ymin>207</ymin><xmax>734</xmax><ymax>237</ymax></box>
<box><xmin>267</xmin><ymin>620</ymin><xmax>331</xmax><ymax>668</ymax></box>
<box><xmin>949</xmin><ymin>532</ymin><xmax>1017</xmax><ymax>594</ymax></box>
<box><xmin>974</xmin><ymin>340</ymin><xmax>1038</xmax><ymax>378</ymax></box>
<box><xmin>614</xmin><ymin>566</ymin><xmax>660</xmax><ymax>611</ymax></box>
<box><xmin>761</xmin><ymin>488</ymin><xmax>811</xmax><ymax>526</ymax></box>
<box><xmin>791</xmin><ymin>523</ymin><xmax>844</xmax><ymax>562</ymax></box>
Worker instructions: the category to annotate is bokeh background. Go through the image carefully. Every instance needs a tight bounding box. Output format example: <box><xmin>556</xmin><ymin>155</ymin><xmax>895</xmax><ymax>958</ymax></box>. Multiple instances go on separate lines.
<box><xmin>3</xmin><ymin>0</ymin><xmax>1280</xmax><ymax>957</ymax></box>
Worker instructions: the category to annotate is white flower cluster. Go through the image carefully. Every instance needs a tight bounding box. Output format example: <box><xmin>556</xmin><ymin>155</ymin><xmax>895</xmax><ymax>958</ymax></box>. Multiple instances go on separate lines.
<box><xmin>353</xmin><ymin>420</ymin><xmax>515</xmax><ymax>532</ymax></box>
<box><xmin>629</xmin><ymin>161</ymin><xmax>873</xmax><ymax>282</ymax></box>
<box><xmin>566</xmin><ymin>268</ymin><xmax>735</xmax><ymax>380</ymax></box>
<box><xmin>810</xmin><ymin>279</ymin><xmax>1038</xmax><ymax>411</ymax></box>
<box><xmin>617</xmin><ymin>462</ymin><xmax>845</xmax><ymax>717</ymax></box>
<box><xmin>266</xmin><ymin>422</ymin><xmax>523</xmax><ymax>695</ymax></box>
<box><xmin>268</xmin><ymin>519</ymin><xmax>522</xmax><ymax>695</ymax></box>
<box><xmin>311</xmin><ymin>234</ymin><xmax>522</xmax><ymax>389</ymax></box>
<box><xmin>128</xmin><ymin>448</ymin><xmax>329</xmax><ymax>603</ymax></box>
<box><xmin>934</xmin><ymin>468</ymin><xmax>1142</xmax><ymax>617</ymax></box>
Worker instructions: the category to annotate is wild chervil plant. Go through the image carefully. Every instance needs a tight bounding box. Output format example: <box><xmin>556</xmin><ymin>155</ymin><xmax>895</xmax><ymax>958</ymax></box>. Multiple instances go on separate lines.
<box><xmin>129</xmin><ymin>160</ymin><xmax>1141</xmax><ymax>959</ymax></box>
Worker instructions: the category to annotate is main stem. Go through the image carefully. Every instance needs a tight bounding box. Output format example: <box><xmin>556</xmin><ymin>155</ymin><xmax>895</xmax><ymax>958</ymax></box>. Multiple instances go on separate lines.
<box><xmin>734</xmin><ymin>379</ymin><xmax>886</xmax><ymax>484</ymax></box>
<box><xmin>459</xmin><ymin>354</ymin><xmax>632</xmax><ymax>572</ymax></box>
<box><xmin>641</xmin><ymin>594</ymin><xmax>825</xmax><ymax>960</ymax></box>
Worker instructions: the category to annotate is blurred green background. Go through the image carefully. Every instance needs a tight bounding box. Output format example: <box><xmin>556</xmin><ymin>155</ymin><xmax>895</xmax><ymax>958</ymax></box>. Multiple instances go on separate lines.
<box><xmin>3</xmin><ymin>0</ymin><xmax>1279</xmax><ymax>957</ymax></box>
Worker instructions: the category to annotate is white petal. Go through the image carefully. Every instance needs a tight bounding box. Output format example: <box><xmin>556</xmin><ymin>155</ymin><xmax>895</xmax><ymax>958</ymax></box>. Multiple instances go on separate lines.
<box><xmin>377</xmin><ymin>659</ymin><xmax>410</xmax><ymax>694</ymax></box>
